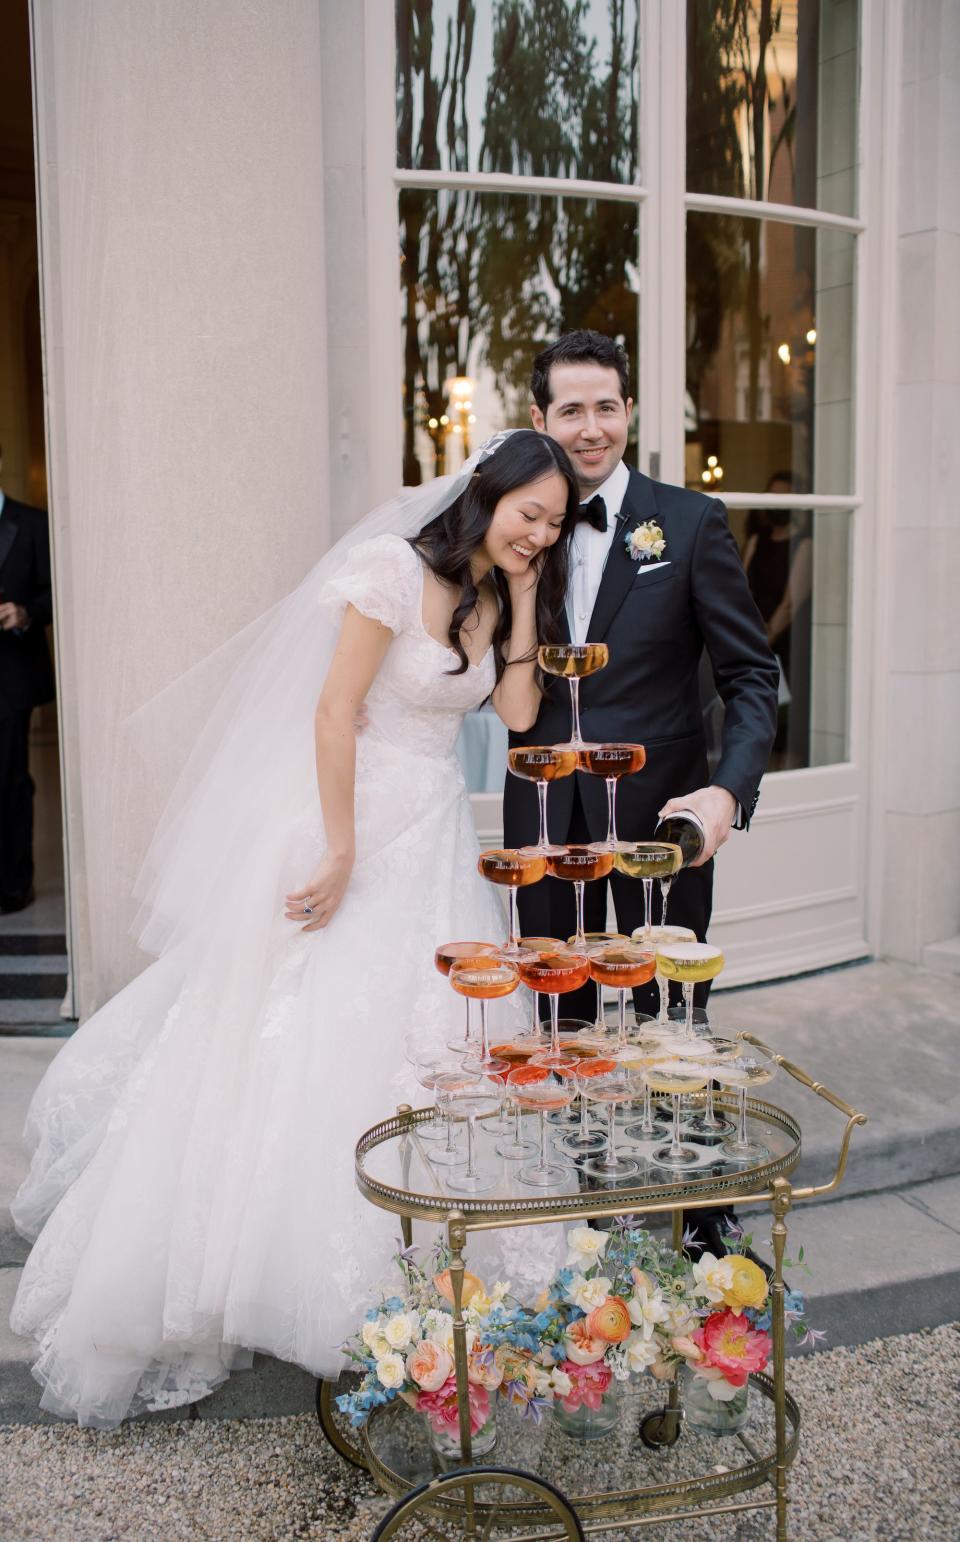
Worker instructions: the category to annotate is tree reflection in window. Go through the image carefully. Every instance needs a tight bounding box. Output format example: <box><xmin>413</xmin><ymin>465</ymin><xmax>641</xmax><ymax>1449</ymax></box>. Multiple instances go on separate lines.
<box><xmin>396</xmin><ymin>2</ymin><xmax>640</xmax><ymax>483</ymax></box>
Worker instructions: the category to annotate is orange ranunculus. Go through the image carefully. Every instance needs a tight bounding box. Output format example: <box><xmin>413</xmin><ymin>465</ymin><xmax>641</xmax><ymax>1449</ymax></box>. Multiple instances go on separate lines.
<box><xmin>433</xmin><ymin>1268</ymin><xmax>484</xmax><ymax>1307</ymax></box>
<box><xmin>584</xmin><ymin>1295</ymin><xmax>632</xmax><ymax>1344</ymax></box>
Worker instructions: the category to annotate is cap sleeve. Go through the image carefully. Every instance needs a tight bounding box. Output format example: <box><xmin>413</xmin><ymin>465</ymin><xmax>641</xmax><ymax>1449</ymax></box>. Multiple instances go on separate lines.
<box><xmin>318</xmin><ymin>534</ymin><xmax>421</xmax><ymax>636</ymax></box>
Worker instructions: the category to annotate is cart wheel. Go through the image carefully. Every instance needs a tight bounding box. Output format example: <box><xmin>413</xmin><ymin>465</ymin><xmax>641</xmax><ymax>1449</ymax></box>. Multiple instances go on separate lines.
<box><xmin>639</xmin><ymin>1406</ymin><xmax>683</xmax><ymax>1450</ymax></box>
<box><xmin>370</xmin><ymin>1465</ymin><xmax>585</xmax><ymax>1540</ymax></box>
<box><xmin>315</xmin><ymin>1376</ymin><xmax>370</xmax><ymax>1472</ymax></box>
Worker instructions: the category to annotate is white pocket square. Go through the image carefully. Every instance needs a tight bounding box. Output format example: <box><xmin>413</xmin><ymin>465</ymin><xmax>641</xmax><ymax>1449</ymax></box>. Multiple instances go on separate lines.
<box><xmin>633</xmin><ymin>561</ymin><xmax>672</xmax><ymax>578</ymax></box>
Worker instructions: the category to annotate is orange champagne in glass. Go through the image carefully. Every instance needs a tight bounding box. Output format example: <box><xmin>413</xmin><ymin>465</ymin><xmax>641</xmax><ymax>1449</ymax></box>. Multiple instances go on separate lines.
<box><xmin>537</xmin><ymin>642</ymin><xmax>609</xmax><ymax>748</ymax></box>
<box><xmin>477</xmin><ymin>848</ymin><xmax>547</xmax><ymax>954</ymax></box>
<box><xmin>508</xmin><ymin>746</ymin><xmax>577</xmax><ymax>855</ymax></box>
<box><xmin>575</xmin><ymin>742</ymin><xmax>646</xmax><ymax>845</ymax></box>
<box><xmin>545</xmin><ymin>844</ymin><xmax>615</xmax><ymax>948</ymax></box>
<box><xmin>448</xmin><ymin>960</ymin><xmax>518</xmax><ymax>1075</ymax></box>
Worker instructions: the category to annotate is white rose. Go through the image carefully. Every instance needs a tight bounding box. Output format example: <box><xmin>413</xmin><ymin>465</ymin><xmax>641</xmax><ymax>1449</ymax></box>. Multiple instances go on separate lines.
<box><xmin>550</xmin><ymin>1368</ymin><xmax>573</xmax><ymax>1397</ymax></box>
<box><xmin>691</xmin><ymin>1252</ymin><xmax>733</xmax><ymax>1304</ymax></box>
<box><xmin>566</xmin><ymin>1274</ymin><xmax>613</xmax><ymax>1312</ymax></box>
<box><xmin>375</xmin><ymin>1352</ymin><xmax>406</xmax><ymax>1390</ymax></box>
<box><xmin>624</xmin><ymin>1330</ymin><xmax>660</xmax><ymax>1374</ymax></box>
<box><xmin>384</xmin><ymin>1312</ymin><xmax>417</xmax><ymax>1350</ymax></box>
<box><xmin>361</xmin><ymin>1318</ymin><xmax>384</xmax><ymax>1352</ymax></box>
<box><xmin>565</xmin><ymin>1226</ymin><xmax>609</xmax><ymax>1268</ymax></box>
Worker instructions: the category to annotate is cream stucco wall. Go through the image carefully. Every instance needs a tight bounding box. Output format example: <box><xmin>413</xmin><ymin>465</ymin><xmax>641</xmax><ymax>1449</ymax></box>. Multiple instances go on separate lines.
<box><xmin>31</xmin><ymin>0</ymin><xmax>331</xmax><ymax>1015</ymax></box>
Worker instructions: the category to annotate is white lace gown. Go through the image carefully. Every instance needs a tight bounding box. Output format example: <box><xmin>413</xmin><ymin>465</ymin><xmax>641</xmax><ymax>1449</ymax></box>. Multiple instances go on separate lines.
<box><xmin>11</xmin><ymin>535</ymin><xmax>549</xmax><ymax>1427</ymax></box>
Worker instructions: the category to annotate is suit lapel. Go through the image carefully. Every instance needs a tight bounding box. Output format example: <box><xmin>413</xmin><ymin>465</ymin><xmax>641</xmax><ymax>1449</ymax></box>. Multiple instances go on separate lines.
<box><xmin>586</xmin><ymin>468</ymin><xmax>660</xmax><ymax>642</ymax></box>
<box><xmin>0</xmin><ymin>508</ymin><xmax>18</xmax><ymax>574</ymax></box>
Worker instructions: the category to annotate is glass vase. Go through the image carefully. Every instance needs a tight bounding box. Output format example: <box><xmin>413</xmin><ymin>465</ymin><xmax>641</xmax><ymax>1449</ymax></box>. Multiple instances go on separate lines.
<box><xmin>552</xmin><ymin>1379</ymin><xmax>622</xmax><ymax>1441</ymax></box>
<box><xmin>681</xmin><ymin>1366</ymin><xmax>749</xmax><ymax>1435</ymax></box>
<box><xmin>427</xmin><ymin>1400</ymin><xmax>498</xmax><ymax>1462</ymax></box>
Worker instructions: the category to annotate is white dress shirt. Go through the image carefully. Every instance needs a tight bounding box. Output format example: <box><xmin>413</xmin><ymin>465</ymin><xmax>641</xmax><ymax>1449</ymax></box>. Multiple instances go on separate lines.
<box><xmin>567</xmin><ymin>459</ymin><xmax>630</xmax><ymax>644</ymax></box>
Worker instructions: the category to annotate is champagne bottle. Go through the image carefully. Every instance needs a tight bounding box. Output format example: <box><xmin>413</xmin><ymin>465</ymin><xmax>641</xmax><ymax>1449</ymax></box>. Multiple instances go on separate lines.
<box><xmin>652</xmin><ymin>810</ymin><xmax>706</xmax><ymax>867</ymax></box>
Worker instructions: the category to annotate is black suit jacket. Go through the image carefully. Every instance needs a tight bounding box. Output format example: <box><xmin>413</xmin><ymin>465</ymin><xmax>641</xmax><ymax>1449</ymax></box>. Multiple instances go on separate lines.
<box><xmin>503</xmin><ymin>469</ymin><xmax>778</xmax><ymax>850</ymax></box>
<box><xmin>0</xmin><ymin>496</ymin><xmax>55</xmax><ymax>715</ymax></box>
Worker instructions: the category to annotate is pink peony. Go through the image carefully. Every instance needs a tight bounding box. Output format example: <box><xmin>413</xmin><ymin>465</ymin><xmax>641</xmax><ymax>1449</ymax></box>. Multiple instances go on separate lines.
<box><xmin>556</xmin><ymin>1357</ymin><xmax>613</xmax><ymax>1412</ymax></box>
<box><xmin>692</xmin><ymin>1309</ymin><xmax>771</xmax><ymax>1388</ymax></box>
<box><xmin>416</xmin><ymin>1375</ymin><xmax>491</xmax><ymax>1436</ymax></box>
<box><xmin>406</xmin><ymin>1339</ymin><xmax>453</xmax><ymax>1392</ymax></box>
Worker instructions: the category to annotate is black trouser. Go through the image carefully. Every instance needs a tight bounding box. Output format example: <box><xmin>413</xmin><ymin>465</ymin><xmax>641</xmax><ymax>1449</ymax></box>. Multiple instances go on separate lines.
<box><xmin>516</xmin><ymin>781</ymin><xmax>714</xmax><ymax>1025</ymax></box>
<box><xmin>0</xmin><ymin>709</ymin><xmax>34</xmax><ymax>899</ymax></box>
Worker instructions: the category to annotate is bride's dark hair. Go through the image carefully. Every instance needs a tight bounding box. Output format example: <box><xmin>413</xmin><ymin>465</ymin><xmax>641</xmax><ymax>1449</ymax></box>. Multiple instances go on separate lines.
<box><xmin>411</xmin><ymin>429</ymin><xmax>579</xmax><ymax>680</ymax></box>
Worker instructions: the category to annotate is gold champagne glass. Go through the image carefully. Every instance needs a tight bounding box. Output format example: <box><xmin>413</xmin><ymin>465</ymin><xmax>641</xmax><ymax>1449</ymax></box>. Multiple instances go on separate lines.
<box><xmin>655</xmin><ymin>942</ymin><xmax>725</xmax><ymax>1039</ymax></box>
<box><xmin>613</xmin><ymin>841</ymin><xmax>683</xmax><ymax>941</ymax></box>
<box><xmin>545</xmin><ymin>844</ymin><xmax>614</xmax><ymax>949</ymax></box>
<box><xmin>507</xmin><ymin>746</ymin><xmax>577</xmax><ymax>855</ymax></box>
<box><xmin>537</xmin><ymin>642</ymin><xmax>609</xmax><ymax>748</ymax></box>
<box><xmin>448</xmin><ymin>960</ymin><xmax>518</xmax><ymax>1074</ymax></box>
<box><xmin>645</xmin><ymin>1058</ymin><xmax>709</xmax><ymax>1170</ymax></box>
<box><xmin>632</xmin><ymin>923</ymin><xmax>697</xmax><ymax>1026</ymax></box>
<box><xmin>575</xmin><ymin>742</ymin><xmax>646</xmax><ymax>845</ymax></box>
<box><xmin>477</xmin><ymin>848</ymin><xmax>547</xmax><ymax>955</ymax></box>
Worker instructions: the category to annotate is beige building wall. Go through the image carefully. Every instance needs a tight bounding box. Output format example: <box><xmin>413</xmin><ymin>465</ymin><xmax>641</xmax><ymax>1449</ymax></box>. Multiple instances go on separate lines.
<box><xmin>31</xmin><ymin>0</ymin><xmax>332</xmax><ymax>1016</ymax></box>
<box><xmin>880</xmin><ymin>0</ymin><xmax>960</xmax><ymax>963</ymax></box>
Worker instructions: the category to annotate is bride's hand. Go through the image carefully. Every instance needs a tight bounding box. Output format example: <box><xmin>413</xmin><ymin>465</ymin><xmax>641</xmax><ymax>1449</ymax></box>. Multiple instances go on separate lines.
<box><xmin>506</xmin><ymin>549</ymin><xmax>547</xmax><ymax>600</ymax></box>
<box><xmin>284</xmin><ymin>853</ymin><xmax>353</xmax><ymax>931</ymax></box>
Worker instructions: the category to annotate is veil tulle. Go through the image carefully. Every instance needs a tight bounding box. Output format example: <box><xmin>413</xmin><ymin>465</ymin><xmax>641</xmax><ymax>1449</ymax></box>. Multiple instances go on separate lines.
<box><xmin>128</xmin><ymin>432</ymin><xmax>517</xmax><ymax>957</ymax></box>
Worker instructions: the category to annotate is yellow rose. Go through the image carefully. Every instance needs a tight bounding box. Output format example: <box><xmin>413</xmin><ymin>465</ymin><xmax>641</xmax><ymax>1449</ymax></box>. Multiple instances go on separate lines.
<box><xmin>720</xmin><ymin>1256</ymin><xmax>768</xmax><ymax>1315</ymax></box>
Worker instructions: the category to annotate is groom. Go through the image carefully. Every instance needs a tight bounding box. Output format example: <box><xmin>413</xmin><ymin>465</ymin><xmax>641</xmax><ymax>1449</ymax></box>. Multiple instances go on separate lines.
<box><xmin>504</xmin><ymin>330</ymin><xmax>779</xmax><ymax>1019</ymax></box>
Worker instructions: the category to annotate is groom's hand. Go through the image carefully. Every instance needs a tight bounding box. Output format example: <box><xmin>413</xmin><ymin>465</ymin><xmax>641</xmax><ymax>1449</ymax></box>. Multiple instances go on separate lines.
<box><xmin>658</xmin><ymin>786</ymin><xmax>737</xmax><ymax>867</ymax></box>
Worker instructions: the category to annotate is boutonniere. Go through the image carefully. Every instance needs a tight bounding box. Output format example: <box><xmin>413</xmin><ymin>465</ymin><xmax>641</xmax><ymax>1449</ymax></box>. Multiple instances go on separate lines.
<box><xmin>625</xmin><ymin>520</ymin><xmax>666</xmax><ymax>564</ymax></box>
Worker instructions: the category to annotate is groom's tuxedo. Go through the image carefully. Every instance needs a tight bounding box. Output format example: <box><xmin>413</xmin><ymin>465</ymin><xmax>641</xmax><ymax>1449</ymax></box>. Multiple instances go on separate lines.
<box><xmin>503</xmin><ymin>465</ymin><xmax>779</xmax><ymax>1014</ymax></box>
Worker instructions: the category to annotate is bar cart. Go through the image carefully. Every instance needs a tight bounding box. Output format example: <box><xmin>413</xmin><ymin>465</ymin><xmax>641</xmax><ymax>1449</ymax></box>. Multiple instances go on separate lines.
<box><xmin>317</xmin><ymin>1034</ymin><xmax>865</xmax><ymax>1540</ymax></box>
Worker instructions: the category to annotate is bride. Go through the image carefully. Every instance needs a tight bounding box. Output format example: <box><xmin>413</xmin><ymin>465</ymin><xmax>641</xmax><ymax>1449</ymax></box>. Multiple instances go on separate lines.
<box><xmin>10</xmin><ymin>428</ymin><xmax>579</xmax><ymax>1427</ymax></box>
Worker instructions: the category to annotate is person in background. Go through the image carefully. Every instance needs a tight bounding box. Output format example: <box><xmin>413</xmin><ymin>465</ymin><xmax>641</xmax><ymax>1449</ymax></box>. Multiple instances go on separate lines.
<box><xmin>743</xmin><ymin>472</ymin><xmax>813</xmax><ymax>769</ymax></box>
<box><xmin>0</xmin><ymin>445</ymin><xmax>55</xmax><ymax>913</ymax></box>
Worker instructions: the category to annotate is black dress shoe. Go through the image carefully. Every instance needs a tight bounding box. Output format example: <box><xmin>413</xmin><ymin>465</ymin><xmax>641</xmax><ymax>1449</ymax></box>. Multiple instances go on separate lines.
<box><xmin>0</xmin><ymin>884</ymin><xmax>35</xmax><ymax>914</ymax></box>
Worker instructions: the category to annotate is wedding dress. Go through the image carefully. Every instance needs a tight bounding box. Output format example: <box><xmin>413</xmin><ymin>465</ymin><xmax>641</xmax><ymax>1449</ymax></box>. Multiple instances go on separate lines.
<box><xmin>10</xmin><ymin>531</ymin><xmax>547</xmax><ymax>1427</ymax></box>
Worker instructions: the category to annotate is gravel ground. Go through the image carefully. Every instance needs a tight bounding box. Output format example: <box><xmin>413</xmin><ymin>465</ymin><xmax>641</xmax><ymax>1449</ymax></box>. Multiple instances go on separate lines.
<box><xmin>1</xmin><ymin>1325</ymin><xmax>957</xmax><ymax>1542</ymax></box>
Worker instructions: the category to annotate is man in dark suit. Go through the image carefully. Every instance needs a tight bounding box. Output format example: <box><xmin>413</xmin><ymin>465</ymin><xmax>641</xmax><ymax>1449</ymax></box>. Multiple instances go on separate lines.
<box><xmin>0</xmin><ymin>469</ymin><xmax>55</xmax><ymax>912</ymax></box>
<box><xmin>504</xmin><ymin>331</ymin><xmax>779</xmax><ymax>1020</ymax></box>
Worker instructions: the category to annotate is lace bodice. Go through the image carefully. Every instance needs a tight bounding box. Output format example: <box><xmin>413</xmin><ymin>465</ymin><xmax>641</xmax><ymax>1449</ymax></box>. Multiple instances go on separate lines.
<box><xmin>320</xmin><ymin>535</ymin><xmax>495</xmax><ymax>761</ymax></box>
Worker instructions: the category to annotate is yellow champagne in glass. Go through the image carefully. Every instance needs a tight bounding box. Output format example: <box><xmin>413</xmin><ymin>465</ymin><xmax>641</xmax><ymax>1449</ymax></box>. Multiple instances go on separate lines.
<box><xmin>614</xmin><ymin>841</ymin><xmax>683</xmax><ymax>943</ymax></box>
<box><xmin>716</xmin><ymin>1049</ymin><xmax>778</xmax><ymax>1163</ymax></box>
<box><xmin>656</xmin><ymin>941</ymin><xmax>724</xmax><ymax>1041</ymax></box>
<box><xmin>536</xmin><ymin>643</ymin><xmax>609</xmax><ymax>747</ymax></box>
<box><xmin>645</xmin><ymin>1059</ymin><xmax>708</xmax><ymax>1170</ymax></box>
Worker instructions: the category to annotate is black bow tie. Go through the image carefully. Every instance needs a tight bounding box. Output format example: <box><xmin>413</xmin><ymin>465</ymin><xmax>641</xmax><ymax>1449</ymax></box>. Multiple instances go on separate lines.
<box><xmin>578</xmin><ymin>494</ymin><xmax>607</xmax><ymax>532</ymax></box>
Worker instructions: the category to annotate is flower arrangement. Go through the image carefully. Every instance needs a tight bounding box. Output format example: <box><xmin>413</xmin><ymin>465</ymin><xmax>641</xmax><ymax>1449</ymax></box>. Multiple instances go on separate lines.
<box><xmin>336</xmin><ymin>1227</ymin><xmax>817</xmax><ymax>1440</ymax></box>
<box><xmin>625</xmin><ymin>519</ymin><xmax>666</xmax><ymax>563</ymax></box>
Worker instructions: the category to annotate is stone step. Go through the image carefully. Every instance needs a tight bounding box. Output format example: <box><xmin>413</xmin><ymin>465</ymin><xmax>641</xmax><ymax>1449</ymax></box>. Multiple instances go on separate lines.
<box><xmin>2</xmin><ymin>1173</ymin><xmax>957</xmax><ymax>1424</ymax></box>
<box><xmin>922</xmin><ymin>935</ymin><xmax>960</xmax><ymax>976</ymax></box>
<box><xmin>0</xmin><ymin>1000</ymin><xmax>70</xmax><ymax>1033</ymax></box>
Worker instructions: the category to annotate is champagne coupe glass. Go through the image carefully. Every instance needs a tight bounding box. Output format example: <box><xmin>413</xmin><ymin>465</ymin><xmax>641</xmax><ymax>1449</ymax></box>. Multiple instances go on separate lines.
<box><xmin>435</xmin><ymin>941</ymin><xmax>499</xmax><ymax>1055</ymax></box>
<box><xmin>575</xmin><ymin>743</ymin><xmax>646</xmax><ymax>846</ymax></box>
<box><xmin>448</xmin><ymin>960</ymin><xmax>518</xmax><ymax>1074</ymax></box>
<box><xmin>632</xmin><ymin>924</ymin><xmax>697</xmax><ymax>1026</ymax></box>
<box><xmin>655</xmin><ymin>942</ymin><xmax>725</xmax><ymax>1039</ymax></box>
<box><xmin>507</xmin><ymin>747</ymin><xmax>577</xmax><ymax>855</ymax></box>
<box><xmin>517</xmin><ymin>935</ymin><xmax>565</xmax><ymax>1035</ymax></box>
<box><xmin>511</xmin><ymin>1066</ymin><xmax>577</xmax><ymax>1188</ymax></box>
<box><xmin>537</xmin><ymin>643</ymin><xmax>609</xmax><ymax>748</ymax></box>
<box><xmin>402</xmin><ymin>1032</ymin><xmax>448</xmax><ymax>1141</ymax></box>
<box><xmin>645</xmin><ymin>1059</ymin><xmax>709</xmax><ymax>1169</ymax></box>
<box><xmin>587</xmin><ymin>944</ymin><xmax>657</xmax><ymax>1049</ymax></box>
<box><xmin>436</xmin><ymin>1071</ymin><xmax>505</xmax><ymax>1195</ymax></box>
<box><xmin>415</xmin><ymin>1056</ymin><xmax>469</xmax><ymax>1166</ymax></box>
<box><xmin>561</xmin><ymin>1055</ymin><xmax>617</xmax><ymax>1155</ymax></box>
<box><xmin>717</xmin><ymin>1046</ymin><xmax>778</xmax><ymax>1163</ymax></box>
<box><xmin>477</xmin><ymin>848</ymin><xmax>547</xmax><ymax>955</ymax></box>
<box><xmin>613</xmin><ymin>842</ymin><xmax>683</xmax><ymax>941</ymax></box>
<box><xmin>673</xmin><ymin>1035</ymin><xmax>741</xmax><ymax>1139</ymax></box>
<box><xmin>578</xmin><ymin>1068</ymin><xmax>643</xmax><ymax>1182</ymax></box>
<box><xmin>545</xmin><ymin>844</ymin><xmax>614</xmax><ymax>949</ymax></box>
<box><xmin>495</xmin><ymin>1057</ymin><xmax>547</xmax><ymax>1159</ymax></box>
<box><xmin>516</xmin><ymin>950</ymin><xmax>590</xmax><ymax>1067</ymax></box>
<box><xmin>570</xmin><ymin>930</ymin><xmax>627</xmax><ymax>1038</ymax></box>
<box><xmin>617</xmin><ymin>1041</ymin><xmax>672</xmax><ymax>1139</ymax></box>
